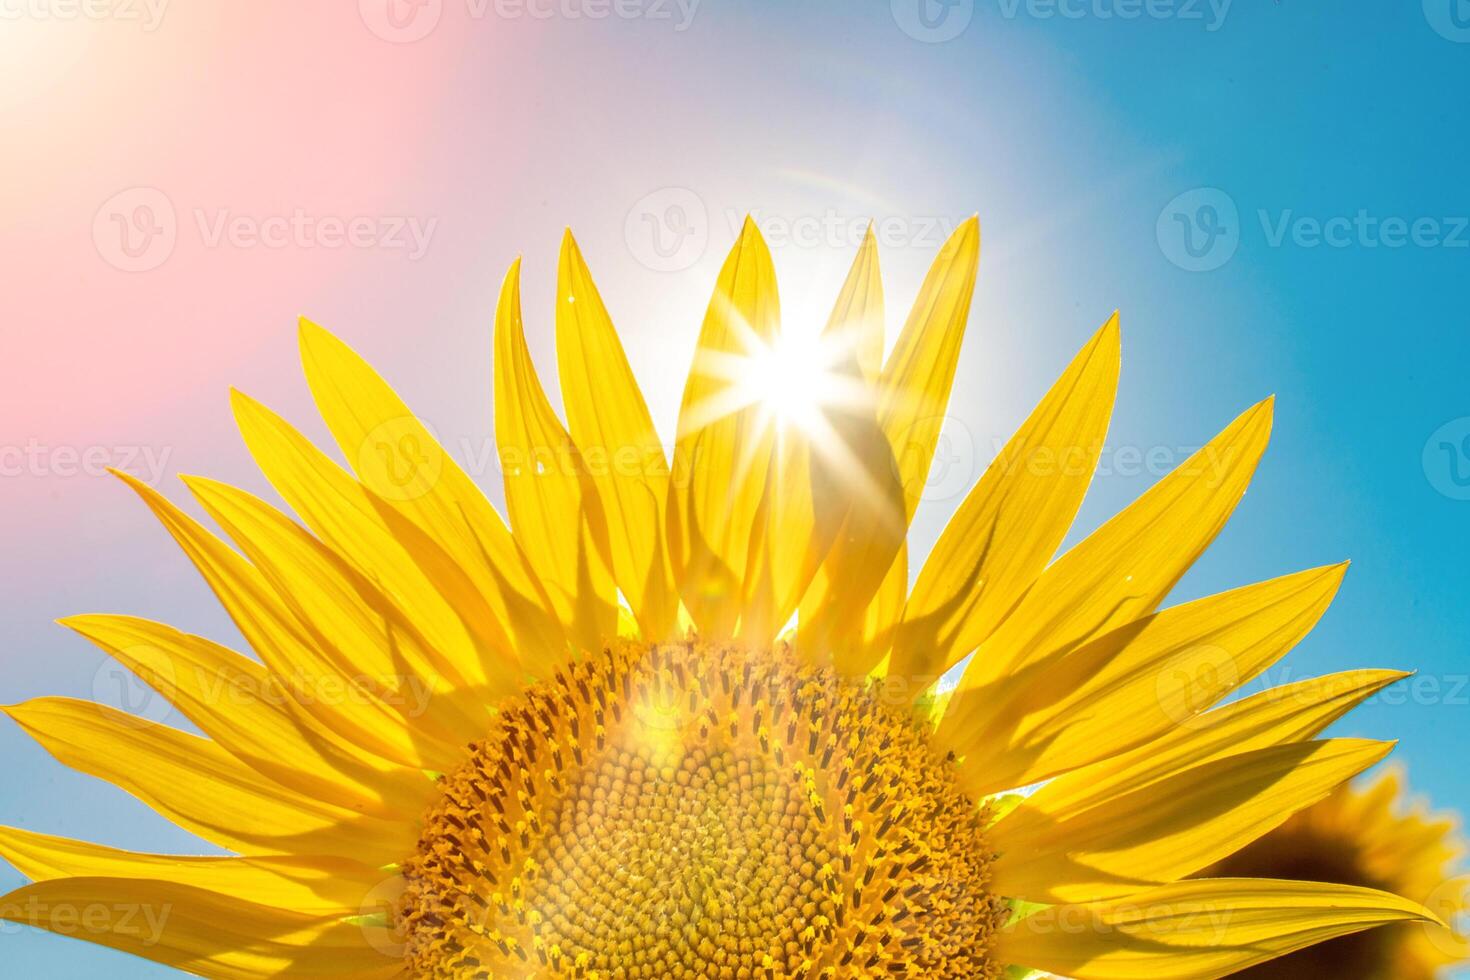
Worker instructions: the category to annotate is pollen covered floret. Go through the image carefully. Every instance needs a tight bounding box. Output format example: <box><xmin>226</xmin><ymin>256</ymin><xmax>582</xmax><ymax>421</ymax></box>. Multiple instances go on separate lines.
<box><xmin>398</xmin><ymin>641</ymin><xmax>1007</xmax><ymax>979</ymax></box>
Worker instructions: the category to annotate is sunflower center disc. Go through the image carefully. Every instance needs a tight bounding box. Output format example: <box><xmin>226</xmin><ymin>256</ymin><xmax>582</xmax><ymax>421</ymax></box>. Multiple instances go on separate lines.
<box><xmin>399</xmin><ymin>642</ymin><xmax>1006</xmax><ymax>979</ymax></box>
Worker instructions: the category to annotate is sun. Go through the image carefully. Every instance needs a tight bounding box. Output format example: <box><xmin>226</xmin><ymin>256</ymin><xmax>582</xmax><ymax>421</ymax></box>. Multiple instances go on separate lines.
<box><xmin>737</xmin><ymin>328</ymin><xmax>847</xmax><ymax>431</ymax></box>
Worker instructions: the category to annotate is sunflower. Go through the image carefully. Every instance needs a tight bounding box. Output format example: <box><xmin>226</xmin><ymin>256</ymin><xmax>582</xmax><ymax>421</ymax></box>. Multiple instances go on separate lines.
<box><xmin>0</xmin><ymin>218</ymin><xmax>1441</xmax><ymax>979</ymax></box>
<box><xmin>1198</xmin><ymin>767</ymin><xmax>1468</xmax><ymax>979</ymax></box>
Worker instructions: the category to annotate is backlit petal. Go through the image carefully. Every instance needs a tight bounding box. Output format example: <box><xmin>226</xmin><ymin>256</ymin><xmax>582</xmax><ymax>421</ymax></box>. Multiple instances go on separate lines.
<box><xmin>960</xmin><ymin>397</ymin><xmax>1275</xmax><ymax>690</ymax></box>
<box><xmin>745</xmin><ymin>228</ymin><xmax>896</xmax><ymax>647</ymax></box>
<box><xmin>0</xmin><ymin>877</ymin><xmax>403</xmax><ymax>979</ymax></box>
<box><xmin>940</xmin><ymin>563</ymin><xmax>1348</xmax><ymax>794</ymax></box>
<box><xmin>799</xmin><ymin>220</ymin><xmax>978</xmax><ymax>666</ymax></box>
<box><xmin>996</xmin><ymin>878</ymin><xmax>1439</xmax><ymax>980</ymax></box>
<box><xmin>185</xmin><ymin>475</ymin><xmax>494</xmax><ymax>743</ymax></box>
<box><xmin>297</xmin><ymin>318</ymin><xmax>565</xmax><ymax>659</ymax></box>
<box><xmin>3</xmin><ymin>698</ymin><xmax>411</xmax><ymax>863</ymax></box>
<box><xmin>231</xmin><ymin>390</ymin><xmax>512</xmax><ymax>689</ymax></box>
<box><xmin>0</xmin><ymin>825</ymin><xmax>387</xmax><ymax>915</ymax></box>
<box><xmin>990</xmin><ymin>738</ymin><xmax>1393</xmax><ymax>903</ymax></box>
<box><xmin>495</xmin><ymin>259</ymin><xmax>619</xmax><ymax>652</ymax></box>
<box><xmin>1021</xmin><ymin>669</ymin><xmax>1409</xmax><ymax>822</ymax></box>
<box><xmin>556</xmin><ymin>231</ymin><xmax>679</xmax><ymax>639</ymax></box>
<box><xmin>60</xmin><ymin>613</ymin><xmax>430</xmax><ymax>817</ymax></box>
<box><xmin>891</xmin><ymin>314</ymin><xmax>1119</xmax><ymax>684</ymax></box>
<box><xmin>668</xmin><ymin>218</ymin><xmax>780</xmax><ymax>637</ymax></box>
<box><xmin>114</xmin><ymin>471</ymin><xmax>458</xmax><ymax>772</ymax></box>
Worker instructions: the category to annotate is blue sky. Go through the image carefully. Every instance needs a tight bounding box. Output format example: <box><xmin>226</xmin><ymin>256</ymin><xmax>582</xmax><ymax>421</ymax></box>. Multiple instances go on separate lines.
<box><xmin>1</xmin><ymin>0</ymin><xmax>1466</xmax><ymax>974</ymax></box>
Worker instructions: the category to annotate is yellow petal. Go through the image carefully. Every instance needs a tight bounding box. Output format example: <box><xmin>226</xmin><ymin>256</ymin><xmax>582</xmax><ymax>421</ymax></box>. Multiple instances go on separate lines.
<box><xmin>0</xmin><ymin>825</ymin><xmax>387</xmax><ymax>915</ymax></box>
<box><xmin>940</xmin><ymin>563</ymin><xmax>1348</xmax><ymax>794</ymax></box>
<box><xmin>495</xmin><ymin>258</ymin><xmax>618</xmax><ymax>651</ymax></box>
<box><xmin>814</xmin><ymin>222</ymin><xmax>885</xmax><ymax>384</ymax></box>
<box><xmin>556</xmin><ymin>231</ymin><xmax>678</xmax><ymax>639</ymax></box>
<box><xmin>185</xmin><ymin>475</ymin><xmax>495</xmax><ymax>744</ymax></box>
<box><xmin>990</xmin><ymin>737</ymin><xmax>1393</xmax><ymax>903</ymax></box>
<box><xmin>791</xmin><ymin>448</ymin><xmax>908</xmax><ymax>672</ymax></box>
<box><xmin>878</xmin><ymin>215</ymin><xmax>981</xmax><ymax>521</ymax></box>
<box><xmin>860</xmin><ymin>542</ymin><xmax>909</xmax><ymax>674</ymax></box>
<box><xmin>0</xmin><ymin>877</ymin><xmax>403</xmax><ymax>979</ymax></box>
<box><xmin>297</xmin><ymin>317</ymin><xmax>566</xmax><ymax>659</ymax></box>
<box><xmin>961</xmin><ymin>397</ymin><xmax>1275</xmax><ymax>691</ymax></box>
<box><xmin>1017</xmin><ymin>669</ymin><xmax>1408</xmax><ymax>827</ymax></box>
<box><xmin>60</xmin><ymin>614</ymin><xmax>431</xmax><ymax>817</ymax></box>
<box><xmin>113</xmin><ymin>470</ymin><xmax>455</xmax><ymax>772</ymax></box>
<box><xmin>3</xmin><ymin>698</ymin><xmax>411</xmax><ymax>863</ymax></box>
<box><xmin>739</xmin><ymin>450</ymin><xmax>815</xmax><ymax>646</ymax></box>
<box><xmin>744</xmin><ymin>228</ymin><xmax>896</xmax><ymax>647</ymax></box>
<box><xmin>798</xmin><ymin>219</ymin><xmax>978</xmax><ymax>666</ymax></box>
<box><xmin>996</xmin><ymin>877</ymin><xmax>1440</xmax><ymax>980</ymax></box>
<box><xmin>231</xmin><ymin>388</ymin><xmax>510</xmax><ymax>691</ymax></box>
<box><xmin>668</xmin><ymin>218</ymin><xmax>780</xmax><ymax>637</ymax></box>
<box><xmin>891</xmin><ymin>314</ymin><xmax>1120</xmax><ymax>684</ymax></box>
